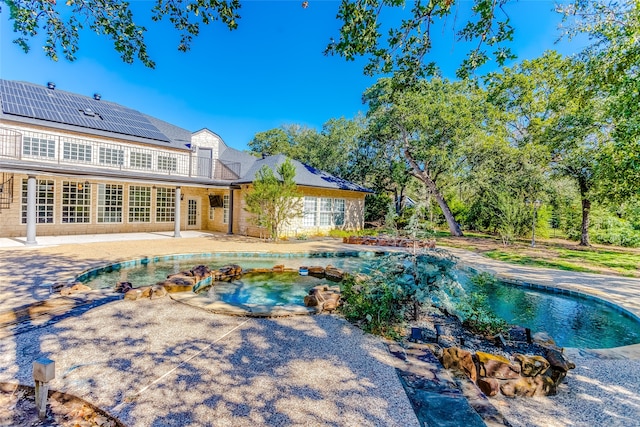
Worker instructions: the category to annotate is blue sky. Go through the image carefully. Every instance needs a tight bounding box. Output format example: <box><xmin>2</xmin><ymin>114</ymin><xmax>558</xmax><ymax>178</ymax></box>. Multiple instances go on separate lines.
<box><xmin>0</xmin><ymin>1</ymin><xmax>585</xmax><ymax>150</ymax></box>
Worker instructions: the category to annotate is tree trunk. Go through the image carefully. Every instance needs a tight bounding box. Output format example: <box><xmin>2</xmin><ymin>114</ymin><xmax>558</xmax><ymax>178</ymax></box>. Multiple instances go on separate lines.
<box><xmin>578</xmin><ymin>176</ymin><xmax>591</xmax><ymax>246</ymax></box>
<box><xmin>402</xmin><ymin>140</ymin><xmax>463</xmax><ymax>237</ymax></box>
<box><xmin>580</xmin><ymin>197</ymin><xmax>591</xmax><ymax>246</ymax></box>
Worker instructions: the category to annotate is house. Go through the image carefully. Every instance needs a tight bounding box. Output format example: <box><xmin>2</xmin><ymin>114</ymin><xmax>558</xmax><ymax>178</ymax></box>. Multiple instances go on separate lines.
<box><xmin>0</xmin><ymin>79</ymin><xmax>369</xmax><ymax>244</ymax></box>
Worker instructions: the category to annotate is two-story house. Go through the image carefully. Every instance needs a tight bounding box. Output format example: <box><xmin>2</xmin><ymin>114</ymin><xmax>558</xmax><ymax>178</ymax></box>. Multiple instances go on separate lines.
<box><xmin>0</xmin><ymin>79</ymin><xmax>368</xmax><ymax>244</ymax></box>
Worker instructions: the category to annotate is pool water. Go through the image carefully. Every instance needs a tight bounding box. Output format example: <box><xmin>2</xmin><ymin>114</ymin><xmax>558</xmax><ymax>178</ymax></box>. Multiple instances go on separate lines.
<box><xmin>465</xmin><ymin>279</ymin><xmax>640</xmax><ymax>349</ymax></box>
<box><xmin>201</xmin><ymin>272</ymin><xmax>330</xmax><ymax>306</ymax></box>
<box><xmin>81</xmin><ymin>252</ymin><xmax>640</xmax><ymax>349</ymax></box>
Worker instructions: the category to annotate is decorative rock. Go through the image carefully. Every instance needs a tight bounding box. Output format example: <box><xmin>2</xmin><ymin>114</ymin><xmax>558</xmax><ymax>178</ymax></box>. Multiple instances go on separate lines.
<box><xmin>441</xmin><ymin>347</ymin><xmax>477</xmax><ymax>382</ymax></box>
<box><xmin>477</xmin><ymin>378</ymin><xmax>500</xmax><ymax>397</ymax></box>
<box><xmin>124</xmin><ymin>289</ymin><xmax>142</xmax><ymax>300</ymax></box>
<box><xmin>532</xmin><ymin>332</ymin><xmax>556</xmax><ymax>347</ymax></box>
<box><xmin>476</xmin><ymin>352</ymin><xmax>520</xmax><ymax>379</ymax></box>
<box><xmin>191</xmin><ymin>265</ymin><xmax>212</xmax><ymax>281</ymax></box>
<box><xmin>139</xmin><ymin>287</ymin><xmax>152</xmax><ymax>298</ymax></box>
<box><xmin>544</xmin><ymin>347</ymin><xmax>576</xmax><ymax>373</ymax></box>
<box><xmin>515</xmin><ymin>354</ymin><xmax>550</xmax><ymax>377</ymax></box>
<box><xmin>500</xmin><ymin>375</ymin><xmax>555</xmax><ymax>398</ymax></box>
<box><xmin>272</xmin><ymin>264</ymin><xmax>285</xmax><ymax>272</ymax></box>
<box><xmin>150</xmin><ymin>285</ymin><xmax>167</xmax><ymax>299</ymax></box>
<box><xmin>114</xmin><ymin>281</ymin><xmax>133</xmax><ymax>293</ymax></box>
<box><xmin>304</xmin><ymin>295</ymin><xmax>319</xmax><ymax>307</ymax></box>
<box><xmin>308</xmin><ymin>266</ymin><xmax>325</xmax><ymax>277</ymax></box>
<box><xmin>323</xmin><ymin>299</ymin><xmax>338</xmax><ymax>311</ymax></box>
<box><xmin>325</xmin><ymin>266</ymin><xmax>344</xmax><ymax>282</ymax></box>
<box><xmin>60</xmin><ymin>283</ymin><xmax>92</xmax><ymax>296</ymax></box>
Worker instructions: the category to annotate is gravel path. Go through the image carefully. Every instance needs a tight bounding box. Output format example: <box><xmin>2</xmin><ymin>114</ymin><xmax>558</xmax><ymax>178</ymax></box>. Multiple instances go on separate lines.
<box><xmin>0</xmin><ymin>297</ymin><xmax>419</xmax><ymax>427</ymax></box>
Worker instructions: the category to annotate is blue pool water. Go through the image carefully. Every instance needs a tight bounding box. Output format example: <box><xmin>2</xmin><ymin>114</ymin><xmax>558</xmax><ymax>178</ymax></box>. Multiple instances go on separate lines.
<box><xmin>81</xmin><ymin>252</ymin><xmax>640</xmax><ymax>349</ymax></box>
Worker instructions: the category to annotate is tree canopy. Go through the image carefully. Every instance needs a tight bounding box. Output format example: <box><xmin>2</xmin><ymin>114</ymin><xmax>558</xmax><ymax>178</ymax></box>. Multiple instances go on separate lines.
<box><xmin>5</xmin><ymin>0</ymin><xmax>517</xmax><ymax>77</ymax></box>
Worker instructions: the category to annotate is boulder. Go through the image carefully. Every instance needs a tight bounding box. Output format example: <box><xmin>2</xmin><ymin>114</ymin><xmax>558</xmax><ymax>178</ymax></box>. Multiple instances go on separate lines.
<box><xmin>272</xmin><ymin>264</ymin><xmax>285</xmax><ymax>273</ymax></box>
<box><xmin>544</xmin><ymin>347</ymin><xmax>576</xmax><ymax>373</ymax></box>
<box><xmin>191</xmin><ymin>265</ymin><xmax>212</xmax><ymax>281</ymax></box>
<box><xmin>158</xmin><ymin>276</ymin><xmax>196</xmax><ymax>293</ymax></box>
<box><xmin>60</xmin><ymin>283</ymin><xmax>92</xmax><ymax>296</ymax></box>
<box><xmin>124</xmin><ymin>289</ymin><xmax>142</xmax><ymax>301</ymax></box>
<box><xmin>150</xmin><ymin>285</ymin><xmax>168</xmax><ymax>299</ymax></box>
<box><xmin>515</xmin><ymin>354</ymin><xmax>550</xmax><ymax>377</ymax></box>
<box><xmin>168</xmin><ymin>270</ymin><xmax>193</xmax><ymax>278</ymax></box>
<box><xmin>325</xmin><ymin>266</ymin><xmax>344</xmax><ymax>282</ymax></box>
<box><xmin>308</xmin><ymin>266</ymin><xmax>325</xmax><ymax>277</ymax></box>
<box><xmin>441</xmin><ymin>347</ymin><xmax>477</xmax><ymax>382</ymax></box>
<box><xmin>304</xmin><ymin>295</ymin><xmax>319</xmax><ymax>307</ymax></box>
<box><xmin>500</xmin><ymin>374</ymin><xmax>555</xmax><ymax>398</ymax></box>
<box><xmin>139</xmin><ymin>287</ymin><xmax>153</xmax><ymax>298</ymax></box>
<box><xmin>114</xmin><ymin>281</ymin><xmax>133</xmax><ymax>293</ymax></box>
<box><xmin>323</xmin><ymin>299</ymin><xmax>338</xmax><ymax>311</ymax></box>
<box><xmin>477</xmin><ymin>377</ymin><xmax>500</xmax><ymax>397</ymax></box>
<box><xmin>532</xmin><ymin>331</ymin><xmax>556</xmax><ymax>347</ymax></box>
<box><xmin>476</xmin><ymin>352</ymin><xmax>520</xmax><ymax>379</ymax></box>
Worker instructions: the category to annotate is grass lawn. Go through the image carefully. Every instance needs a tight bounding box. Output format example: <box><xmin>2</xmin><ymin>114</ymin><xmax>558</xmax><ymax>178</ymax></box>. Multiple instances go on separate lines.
<box><xmin>435</xmin><ymin>232</ymin><xmax>640</xmax><ymax>278</ymax></box>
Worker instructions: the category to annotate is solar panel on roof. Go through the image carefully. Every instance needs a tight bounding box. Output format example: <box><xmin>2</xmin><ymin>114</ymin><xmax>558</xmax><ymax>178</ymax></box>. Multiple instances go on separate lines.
<box><xmin>0</xmin><ymin>80</ymin><xmax>170</xmax><ymax>143</ymax></box>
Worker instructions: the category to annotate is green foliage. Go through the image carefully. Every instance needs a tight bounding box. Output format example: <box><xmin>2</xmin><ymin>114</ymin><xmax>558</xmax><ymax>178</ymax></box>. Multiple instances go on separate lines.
<box><xmin>4</xmin><ymin>0</ymin><xmax>241</xmax><ymax>68</ymax></box>
<box><xmin>243</xmin><ymin>159</ymin><xmax>302</xmax><ymax>241</ymax></box>
<box><xmin>326</xmin><ymin>0</ymin><xmax>515</xmax><ymax>80</ymax></box>
<box><xmin>590</xmin><ymin>206</ymin><xmax>640</xmax><ymax>247</ymax></box>
<box><xmin>456</xmin><ymin>273</ymin><xmax>507</xmax><ymax>335</ymax></box>
<box><xmin>340</xmin><ymin>251</ymin><xmax>467</xmax><ymax>339</ymax></box>
<box><xmin>383</xmin><ymin>202</ymin><xmax>398</xmax><ymax>235</ymax></box>
<box><xmin>364</xmin><ymin>193</ymin><xmax>392</xmax><ymax>224</ymax></box>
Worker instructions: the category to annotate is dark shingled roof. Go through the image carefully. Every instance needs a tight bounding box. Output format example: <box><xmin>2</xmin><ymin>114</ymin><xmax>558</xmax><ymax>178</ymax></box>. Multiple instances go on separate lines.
<box><xmin>0</xmin><ymin>79</ymin><xmax>190</xmax><ymax>150</ymax></box>
<box><xmin>234</xmin><ymin>154</ymin><xmax>371</xmax><ymax>193</ymax></box>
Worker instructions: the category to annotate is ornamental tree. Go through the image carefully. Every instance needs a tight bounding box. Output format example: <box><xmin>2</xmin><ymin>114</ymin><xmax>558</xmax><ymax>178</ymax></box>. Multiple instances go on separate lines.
<box><xmin>243</xmin><ymin>158</ymin><xmax>302</xmax><ymax>241</ymax></box>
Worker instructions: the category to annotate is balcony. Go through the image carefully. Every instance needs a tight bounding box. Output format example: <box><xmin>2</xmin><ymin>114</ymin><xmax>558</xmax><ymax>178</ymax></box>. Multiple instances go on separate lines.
<box><xmin>0</xmin><ymin>126</ymin><xmax>240</xmax><ymax>181</ymax></box>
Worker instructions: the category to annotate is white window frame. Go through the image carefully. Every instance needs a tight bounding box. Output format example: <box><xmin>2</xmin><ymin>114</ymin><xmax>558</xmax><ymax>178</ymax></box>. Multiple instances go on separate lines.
<box><xmin>63</xmin><ymin>141</ymin><xmax>92</xmax><ymax>162</ymax></box>
<box><xmin>223</xmin><ymin>194</ymin><xmax>230</xmax><ymax>224</ymax></box>
<box><xmin>129</xmin><ymin>152</ymin><xmax>152</xmax><ymax>169</ymax></box>
<box><xmin>99</xmin><ymin>147</ymin><xmax>124</xmax><ymax>166</ymax></box>
<box><xmin>156</xmin><ymin>187</ymin><xmax>176</xmax><ymax>222</ymax></box>
<box><xmin>21</xmin><ymin>179</ymin><xmax>54</xmax><ymax>224</ymax></box>
<box><xmin>23</xmin><ymin>136</ymin><xmax>55</xmax><ymax>159</ymax></box>
<box><xmin>158</xmin><ymin>155</ymin><xmax>177</xmax><ymax>172</ymax></box>
<box><xmin>61</xmin><ymin>181</ymin><xmax>91</xmax><ymax>223</ymax></box>
<box><xmin>303</xmin><ymin>197</ymin><xmax>318</xmax><ymax>227</ymax></box>
<box><xmin>128</xmin><ymin>185</ymin><xmax>151</xmax><ymax>223</ymax></box>
<box><xmin>97</xmin><ymin>184</ymin><xmax>123</xmax><ymax>223</ymax></box>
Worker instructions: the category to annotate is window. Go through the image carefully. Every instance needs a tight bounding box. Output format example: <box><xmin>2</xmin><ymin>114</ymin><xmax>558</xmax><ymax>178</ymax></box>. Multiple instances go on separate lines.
<box><xmin>97</xmin><ymin>184</ymin><xmax>123</xmax><ymax>223</ymax></box>
<box><xmin>319</xmin><ymin>198</ymin><xmax>333</xmax><ymax>226</ymax></box>
<box><xmin>209</xmin><ymin>207</ymin><xmax>215</xmax><ymax>221</ymax></box>
<box><xmin>21</xmin><ymin>179</ymin><xmax>54</xmax><ymax>224</ymax></box>
<box><xmin>62</xmin><ymin>181</ymin><xmax>91</xmax><ymax>223</ymax></box>
<box><xmin>63</xmin><ymin>141</ymin><xmax>92</xmax><ymax>162</ymax></box>
<box><xmin>130</xmin><ymin>152</ymin><xmax>152</xmax><ymax>169</ymax></box>
<box><xmin>223</xmin><ymin>194</ymin><xmax>230</xmax><ymax>224</ymax></box>
<box><xmin>302</xmin><ymin>196</ymin><xmax>345</xmax><ymax>227</ymax></box>
<box><xmin>158</xmin><ymin>155</ymin><xmax>177</xmax><ymax>172</ymax></box>
<box><xmin>333</xmin><ymin>198</ymin><xmax>345</xmax><ymax>226</ymax></box>
<box><xmin>303</xmin><ymin>197</ymin><xmax>317</xmax><ymax>227</ymax></box>
<box><xmin>128</xmin><ymin>186</ymin><xmax>151</xmax><ymax>222</ymax></box>
<box><xmin>23</xmin><ymin>136</ymin><xmax>55</xmax><ymax>158</ymax></box>
<box><xmin>156</xmin><ymin>187</ymin><xmax>175</xmax><ymax>222</ymax></box>
<box><xmin>99</xmin><ymin>147</ymin><xmax>124</xmax><ymax>166</ymax></box>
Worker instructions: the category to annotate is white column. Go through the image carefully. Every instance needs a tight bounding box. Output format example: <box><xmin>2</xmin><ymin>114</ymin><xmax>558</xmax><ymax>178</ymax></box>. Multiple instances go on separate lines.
<box><xmin>26</xmin><ymin>175</ymin><xmax>37</xmax><ymax>245</ymax></box>
<box><xmin>174</xmin><ymin>186</ymin><xmax>182</xmax><ymax>238</ymax></box>
<box><xmin>227</xmin><ymin>189</ymin><xmax>234</xmax><ymax>235</ymax></box>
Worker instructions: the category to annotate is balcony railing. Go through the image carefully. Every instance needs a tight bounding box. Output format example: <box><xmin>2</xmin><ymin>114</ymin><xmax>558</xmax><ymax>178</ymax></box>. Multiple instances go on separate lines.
<box><xmin>0</xmin><ymin>126</ymin><xmax>235</xmax><ymax>181</ymax></box>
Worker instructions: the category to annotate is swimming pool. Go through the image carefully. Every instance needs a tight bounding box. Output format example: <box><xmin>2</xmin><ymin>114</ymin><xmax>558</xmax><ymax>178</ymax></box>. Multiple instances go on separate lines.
<box><xmin>79</xmin><ymin>251</ymin><xmax>640</xmax><ymax>349</ymax></box>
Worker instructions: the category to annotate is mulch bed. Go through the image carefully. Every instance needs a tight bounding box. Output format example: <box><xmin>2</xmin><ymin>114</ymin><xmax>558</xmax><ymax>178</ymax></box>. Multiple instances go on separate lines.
<box><xmin>0</xmin><ymin>383</ymin><xmax>124</xmax><ymax>427</ymax></box>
